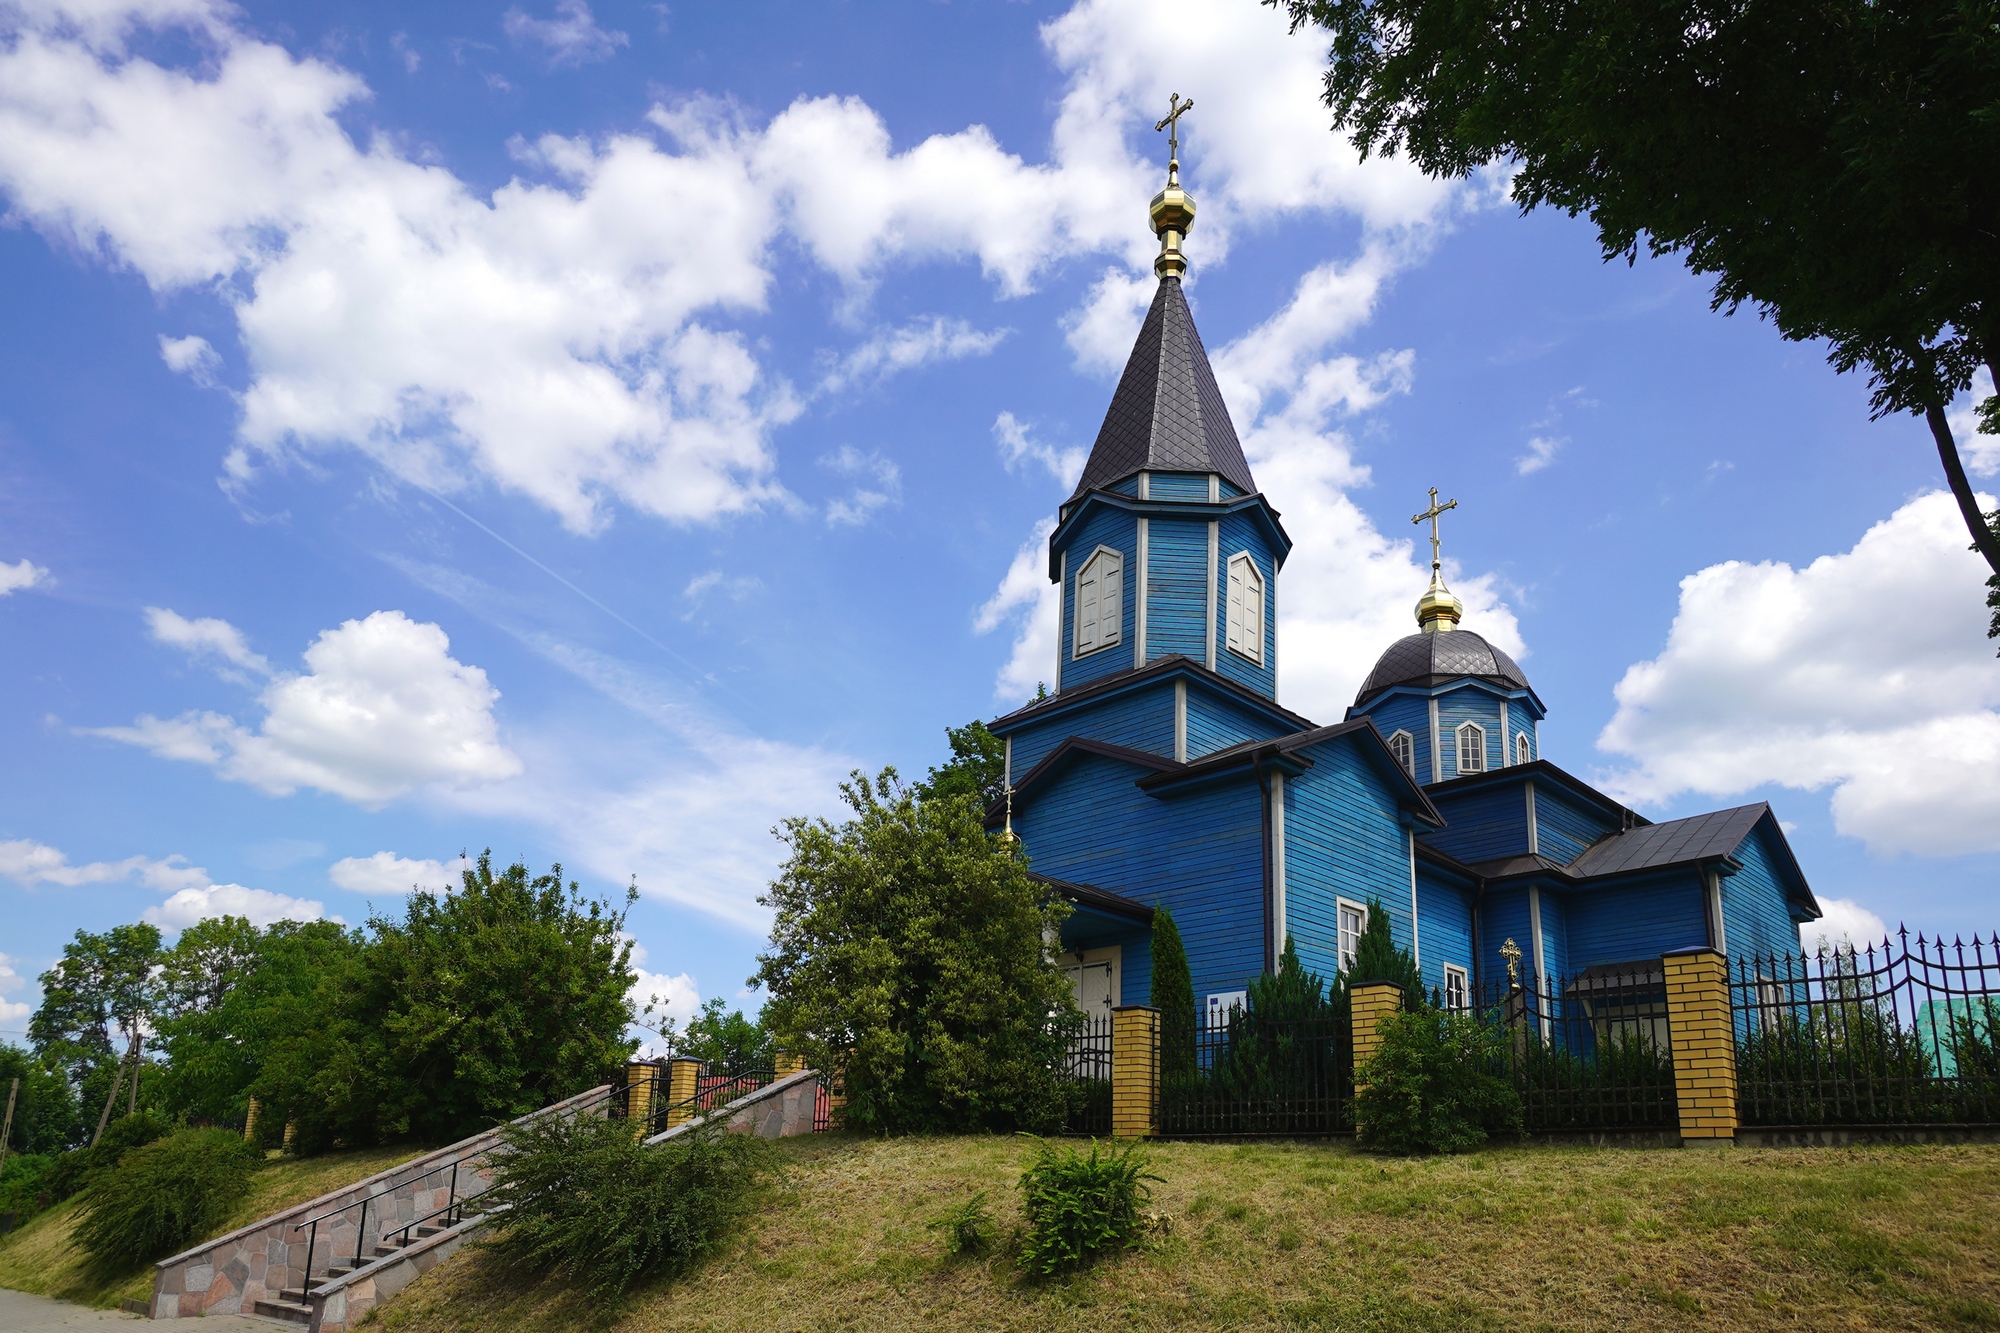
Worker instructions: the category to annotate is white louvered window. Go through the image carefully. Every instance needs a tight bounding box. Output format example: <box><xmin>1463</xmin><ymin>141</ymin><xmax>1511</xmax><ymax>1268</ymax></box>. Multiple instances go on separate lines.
<box><xmin>1388</xmin><ymin>730</ymin><xmax>1415</xmax><ymax>778</ymax></box>
<box><xmin>1225</xmin><ymin>552</ymin><xmax>1264</xmax><ymax>664</ymax></box>
<box><xmin>1456</xmin><ymin>721</ymin><xmax>1486</xmax><ymax>774</ymax></box>
<box><xmin>1073</xmin><ymin>547</ymin><xmax>1123</xmax><ymax>657</ymax></box>
<box><xmin>1516</xmin><ymin>732</ymin><xmax>1531</xmax><ymax>765</ymax></box>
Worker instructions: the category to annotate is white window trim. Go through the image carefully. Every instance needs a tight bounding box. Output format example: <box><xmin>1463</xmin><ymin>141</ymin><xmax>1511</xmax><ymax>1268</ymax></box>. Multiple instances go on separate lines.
<box><xmin>1442</xmin><ymin>963</ymin><xmax>1470</xmax><ymax>1013</ymax></box>
<box><xmin>1455</xmin><ymin>720</ymin><xmax>1487</xmax><ymax>775</ymax></box>
<box><xmin>1336</xmin><ymin>896</ymin><xmax>1369</xmax><ymax>971</ymax></box>
<box><xmin>1516</xmin><ymin>732</ymin><xmax>1531</xmax><ymax>765</ymax></box>
<box><xmin>1225</xmin><ymin>550</ymin><xmax>1265</xmax><ymax>665</ymax></box>
<box><xmin>1072</xmin><ymin>544</ymin><xmax>1124</xmax><ymax>659</ymax></box>
<box><xmin>1387</xmin><ymin>729</ymin><xmax>1416</xmax><ymax>778</ymax></box>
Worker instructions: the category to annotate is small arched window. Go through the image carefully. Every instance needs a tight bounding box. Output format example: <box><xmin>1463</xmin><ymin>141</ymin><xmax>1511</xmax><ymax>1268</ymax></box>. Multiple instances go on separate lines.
<box><xmin>1226</xmin><ymin>552</ymin><xmax>1264</xmax><ymax>664</ymax></box>
<box><xmin>1387</xmin><ymin>730</ymin><xmax>1415</xmax><ymax>778</ymax></box>
<box><xmin>1456</xmin><ymin>721</ymin><xmax>1486</xmax><ymax>775</ymax></box>
<box><xmin>1073</xmin><ymin>546</ymin><xmax>1123</xmax><ymax>657</ymax></box>
<box><xmin>1516</xmin><ymin>732</ymin><xmax>1531</xmax><ymax>766</ymax></box>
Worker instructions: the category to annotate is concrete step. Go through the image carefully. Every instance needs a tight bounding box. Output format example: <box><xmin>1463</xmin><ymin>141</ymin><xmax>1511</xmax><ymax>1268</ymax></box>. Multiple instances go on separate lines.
<box><xmin>253</xmin><ymin>1297</ymin><xmax>314</xmax><ymax>1324</ymax></box>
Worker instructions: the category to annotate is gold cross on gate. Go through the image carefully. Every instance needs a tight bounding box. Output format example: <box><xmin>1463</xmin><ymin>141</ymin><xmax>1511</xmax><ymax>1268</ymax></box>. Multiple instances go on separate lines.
<box><xmin>1411</xmin><ymin>486</ymin><xmax>1458</xmax><ymax>572</ymax></box>
<box><xmin>1155</xmin><ymin>93</ymin><xmax>1194</xmax><ymax>160</ymax></box>
<box><xmin>1499</xmin><ymin>937</ymin><xmax>1522</xmax><ymax>987</ymax></box>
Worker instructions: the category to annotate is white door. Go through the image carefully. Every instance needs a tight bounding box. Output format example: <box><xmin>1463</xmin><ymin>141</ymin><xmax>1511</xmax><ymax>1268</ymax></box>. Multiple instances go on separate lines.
<box><xmin>1066</xmin><ymin>959</ymin><xmax>1115</xmax><ymax>1023</ymax></box>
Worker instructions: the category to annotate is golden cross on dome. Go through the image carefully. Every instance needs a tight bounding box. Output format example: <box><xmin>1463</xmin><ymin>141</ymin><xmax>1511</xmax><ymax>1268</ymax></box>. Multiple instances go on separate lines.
<box><xmin>1412</xmin><ymin>486</ymin><xmax>1458</xmax><ymax>572</ymax></box>
<box><xmin>1155</xmin><ymin>93</ymin><xmax>1193</xmax><ymax>181</ymax></box>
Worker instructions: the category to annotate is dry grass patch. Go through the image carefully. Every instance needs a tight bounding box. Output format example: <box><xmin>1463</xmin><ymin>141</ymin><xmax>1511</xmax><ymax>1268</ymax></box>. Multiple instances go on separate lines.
<box><xmin>0</xmin><ymin>1144</ymin><xmax>421</xmax><ymax>1310</ymax></box>
<box><xmin>367</xmin><ymin>1136</ymin><xmax>2000</xmax><ymax>1333</ymax></box>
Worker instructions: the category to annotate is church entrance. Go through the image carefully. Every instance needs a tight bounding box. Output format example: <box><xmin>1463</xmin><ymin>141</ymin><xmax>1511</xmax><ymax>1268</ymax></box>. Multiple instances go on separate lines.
<box><xmin>1058</xmin><ymin>946</ymin><xmax>1121</xmax><ymax>1023</ymax></box>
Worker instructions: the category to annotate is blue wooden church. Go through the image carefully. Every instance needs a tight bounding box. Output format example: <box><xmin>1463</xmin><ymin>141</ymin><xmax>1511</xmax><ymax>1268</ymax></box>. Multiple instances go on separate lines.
<box><xmin>986</xmin><ymin>137</ymin><xmax>1822</xmax><ymax>1028</ymax></box>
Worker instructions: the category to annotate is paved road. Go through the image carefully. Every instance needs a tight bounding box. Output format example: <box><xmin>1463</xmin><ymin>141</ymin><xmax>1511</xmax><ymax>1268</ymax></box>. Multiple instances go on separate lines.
<box><xmin>0</xmin><ymin>1288</ymin><xmax>283</xmax><ymax>1331</ymax></box>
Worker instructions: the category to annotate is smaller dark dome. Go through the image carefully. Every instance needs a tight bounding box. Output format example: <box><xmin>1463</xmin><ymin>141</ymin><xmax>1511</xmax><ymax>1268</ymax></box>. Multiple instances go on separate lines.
<box><xmin>1355</xmin><ymin>629</ymin><xmax>1530</xmax><ymax>706</ymax></box>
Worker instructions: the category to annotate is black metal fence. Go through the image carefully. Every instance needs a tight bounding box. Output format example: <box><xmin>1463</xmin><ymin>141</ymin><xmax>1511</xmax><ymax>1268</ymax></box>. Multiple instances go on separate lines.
<box><xmin>1056</xmin><ymin>1014</ymin><xmax>1113</xmax><ymax>1135</ymax></box>
<box><xmin>1160</xmin><ymin>1008</ymin><xmax>1352</xmax><ymax>1137</ymax></box>
<box><xmin>1731</xmin><ymin>932</ymin><xmax>2000</xmax><ymax>1126</ymax></box>
<box><xmin>1468</xmin><ymin>968</ymin><xmax>1678</xmax><ymax>1132</ymax></box>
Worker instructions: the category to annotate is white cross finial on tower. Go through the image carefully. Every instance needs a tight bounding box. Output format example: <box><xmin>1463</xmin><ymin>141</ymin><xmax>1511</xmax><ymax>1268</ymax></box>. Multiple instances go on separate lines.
<box><xmin>1412</xmin><ymin>486</ymin><xmax>1458</xmax><ymax>573</ymax></box>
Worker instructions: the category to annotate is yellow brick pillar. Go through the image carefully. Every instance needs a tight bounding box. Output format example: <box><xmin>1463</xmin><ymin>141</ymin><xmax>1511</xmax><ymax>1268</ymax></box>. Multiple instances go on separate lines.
<box><xmin>1663</xmin><ymin>948</ymin><xmax>1738</xmax><ymax>1146</ymax></box>
<box><xmin>623</xmin><ymin>1061</ymin><xmax>657</xmax><ymax>1138</ymax></box>
<box><xmin>1111</xmin><ymin>1005</ymin><xmax>1160</xmax><ymax>1139</ymax></box>
<box><xmin>242</xmin><ymin>1097</ymin><xmax>261</xmax><ymax>1144</ymax></box>
<box><xmin>1349</xmin><ymin>981</ymin><xmax>1403</xmax><ymax>1087</ymax></box>
<box><xmin>774</xmin><ymin>1051</ymin><xmax>806</xmax><ymax>1076</ymax></box>
<box><xmin>665</xmin><ymin>1057</ymin><xmax>703</xmax><ymax>1128</ymax></box>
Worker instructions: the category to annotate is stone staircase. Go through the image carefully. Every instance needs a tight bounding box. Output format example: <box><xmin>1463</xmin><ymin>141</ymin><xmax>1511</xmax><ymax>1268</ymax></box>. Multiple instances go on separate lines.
<box><xmin>250</xmin><ymin>1210</ymin><xmax>486</xmax><ymax>1325</ymax></box>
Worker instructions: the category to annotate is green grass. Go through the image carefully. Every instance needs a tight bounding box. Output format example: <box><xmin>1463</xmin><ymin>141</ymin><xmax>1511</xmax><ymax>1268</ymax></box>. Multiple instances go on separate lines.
<box><xmin>0</xmin><ymin>1144</ymin><xmax>421</xmax><ymax>1310</ymax></box>
<box><xmin>366</xmin><ymin>1137</ymin><xmax>2000</xmax><ymax>1333</ymax></box>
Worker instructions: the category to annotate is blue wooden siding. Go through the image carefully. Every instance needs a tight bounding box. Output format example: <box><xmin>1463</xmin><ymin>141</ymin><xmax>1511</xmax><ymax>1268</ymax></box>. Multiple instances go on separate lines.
<box><xmin>1004</xmin><ymin>681</ymin><xmax>1176</xmax><ymax>778</ymax></box>
<box><xmin>1149</xmin><ymin>472</ymin><xmax>1211</xmax><ymax>501</ymax></box>
<box><xmin>1415</xmin><ymin>875</ymin><xmax>1476</xmax><ymax>996</ymax></box>
<box><xmin>1145</xmin><ymin>516</ymin><xmax>1210</xmax><ymax>663</ymax></box>
<box><xmin>1058</xmin><ymin>508</ymin><xmax>1138</xmax><ymax>692</ymax></box>
<box><xmin>1531</xmin><ymin>784</ymin><xmax>1618</xmax><ymax>865</ymax></box>
<box><xmin>1279</xmin><ymin>738</ymin><xmax>1415</xmax><ymax>987</ymax></box>
<box><xmin>1562</xmin><ymin>871</ymin><xmax>1709</xmax><ymax>968</ymax></box>
<box><xmin>1184</xmin><ymin>683</ymin><xmax>1294</xmax><ymax>759</ymax></box>
<box><xmin>1218</xmin><ymin>479</ymin><xmax>1245</xmax><ymax>499</ymax></box>
<box><xmin>1107</xmin><ymin>477</ymin><xmax>1140</xmax><ymax>497</ymax></box>
<box><xmin>1511</xmin><ymin>716</ymin><xmax>1537</xmax><ymax>763</ymax></box>
<box><xmin>1422</xmin><ymin>783</ymin><xmax>1530</xmax><ymax>865</ymax></box>
<box><xmin>1017</xmin><ymin>752</ymin><xmax>1267</xmax><ymax>1008</ymax></box>
<box><xmin>1212</xmin><ymin>511</ymin><xmax>1277</xmax><ymax>699</ymax></box>
<box><xmin>1435</xmin><ymin>685</ymin><xmax>1507</xmax><ymax>778</ymax></box>
<box><xmin>1725</xmin><ymin>821</ymin><xmax>1806</xmax><ymax>963</ymax></box>
<box><xmin>1536</xmin><ymin>890</ymin><xmax>1571</xmax><ymax>978</ymax></box>
<box><xmin>1480</xmin><ymin>887</ymin><xmax>1535</xmax><ymax>990</ymax></box>
<box><xmin>1353</xmin><ymin>693</ymin><xmax>1432</xmax><ymax>783</ymax></box>
<box><xmin>1059</xmin><ymin>910</ymin><xmax>1153</xmax><ymax>1007</ymax></box>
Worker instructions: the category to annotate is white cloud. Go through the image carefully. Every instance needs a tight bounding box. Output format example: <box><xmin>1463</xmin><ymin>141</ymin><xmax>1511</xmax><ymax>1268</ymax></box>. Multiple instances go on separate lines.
<box><xmin>821</xmin><ymin>445</ymin><xmax>901</xmax><ymax>527</ymax></box>
<box><xmin>1804</xmin><ymin>897</ymin><xmax>1890</xmax><ymax>953</ymax></box>
<box><xmin>328</xmin><ymin>850</ymin><xmax>465</xmax><ymax>896</ymax></box>
<box><xmin>623</xmin><ymin>936</ymin><xmax>700</xmax><ymax>1055</ymax></box>
<box><xmin>146</xmin><ymin>605</ymin><xmax>272</xmax><ymax>676</ymax></box>
<box><xmin>975</xmin><ymin>518</ymin><xmax>1060</xmax><ymax>703</ymax></box>
<box><xmin>1598</xmin><ymin>491</ymin><xmax>2000</xmax><ymax>857</ymax></box>
<box><xmin>502</xmin><ymin>0</ymin><xmax>626</xmax><ymax>66</ymax></box>
<box><xmin>0</xmin><ymin>558</ymin><xmax>49</xmax><ymax>595</ymax></box>
<box><xmin>1063</xmin><ymin>267</ymin><xmax>1157</xmax><ymax>374</ymax></box>
<box><xmin>1953</xmin><ymin>367</ymin><xmax>1998</xmax><ymax>476</ymax></box>
<box><xmin>146</xmin><ymin>882</ymin><xmax>326</xmax><ymax>929</ymax></box>
<box><xmin>0</xmin><ymin>951</ymin><xmax>27</xmax><ymax>1028</ymax></box>
<box><xmin>158</xmin><ymin>332</ymin><xmax>220</xmax><ymax>386</ymax></box>
<box><xmin>0</xmin><ymin>835</ymin><xmax>324</xmax><ymax>928</ymax></box>
<box><xmin>818</xmin><ymin>316</ymin><xmax>1008</xmax><ymax>395</ymax></box>
<box><xmin>1516</xmin><ymin>436</ymin><xmax>1561</xmax><ymax>475</ymax></box>
<box><xmin>93</xmin><ymin>609</ymin><xmax>522</xmax><ymax>806</ymax></box>
<box><xmin>993</xmin><ymin>412</ymin><xmax>1086</xmax><ymax>489</ymax></box>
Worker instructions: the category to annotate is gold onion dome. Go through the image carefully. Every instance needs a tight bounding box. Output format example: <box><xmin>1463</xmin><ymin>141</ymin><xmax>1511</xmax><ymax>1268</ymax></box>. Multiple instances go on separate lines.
<box><xmin>1412</xmin><ymin>486</ymin><xmax>1463</xmax><ymax>632</ymax></box>
<box><xmin>1151</xmin><ymin>94</ymin><xmax>1196</xmax><ymax>279</ymax></box>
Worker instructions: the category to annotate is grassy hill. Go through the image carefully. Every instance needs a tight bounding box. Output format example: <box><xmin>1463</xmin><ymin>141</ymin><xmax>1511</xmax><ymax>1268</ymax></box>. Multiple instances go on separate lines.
<box><xmin>0</xmin><ymin>1144</ymin><xmax>422</xmax><ymax>1311</ymax></box>
<box><xmin>371</xmin><ymin>1135</ymin><xmax>2000</xmax><ymax>1333</ymax></box>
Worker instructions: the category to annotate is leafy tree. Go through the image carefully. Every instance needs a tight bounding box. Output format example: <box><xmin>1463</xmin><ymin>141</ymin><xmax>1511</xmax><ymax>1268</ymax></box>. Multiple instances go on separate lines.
<box><xmin>913</xmin><ymin>720</ymin><xmax>1007</xmax><ymax>806</ymax></box>
<box><xmin>753</xmin><ymin>768</ymin><xmax>1079</xmax><ymax>1134</ymax></box>
<box><xmin>1274</xmin><ymin>0</ymin><xmax>2000</xmax><ymax>601</ymax></box>
<box><xmin>31</xmin><ymin>925</ymin><xmax>163</xmax><ymax>1139</ymax></box>
<box><xmin>0</xmin><ymin>1043</ymin><xmax>83</xmax><ymax>1154</ymax></box>
<box><xmin>1355</xmin><ymin>1009</ymin><xmax>1522</xmax><ymax>1154</ymax></box>
<box><xmin>156</xmin><ymin>916</ymin><xmax>265</xmax><ymax>1019</ymax></box>
<box><xmin>672</xmin><ymin>998</ymin><xmax>772</xmax><ymax>1073</ymax></box>
<box><xmin>1149</xmin><ymin>906</ymin><xmax>1196</xmax><ymax>1088</ymax></box>
<box><xmin>356</xmin><ymin>852</ymin><xmax>640</xmax><ymax>1144</ymax></box>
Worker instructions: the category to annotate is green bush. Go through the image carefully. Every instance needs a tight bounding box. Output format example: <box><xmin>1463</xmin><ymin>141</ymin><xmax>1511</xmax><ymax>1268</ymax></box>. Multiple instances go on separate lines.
<box><xmin>1016</xmin><ymin>1137</ymin><xmax>1159</xmax><ymax>1277</ymax></box>
<box><xmin>40</xmin><ymin>1110</ymin><xmax>174</xmax><ymax>1205</ymax></box>
<box><xmin>928</xmin><ymin>1189</ymin><xmax>997</xmax><ymax>1257</ymax></box>
<box><xmin>0</xmin><ymin>1153</ymin><xmax>55</xmax><ymax>1219</ymax></box>
<box><xmin>1355</xmin><ymin>1009</ymin><xmax>1522</xmax><ymax>1155</ymax></box>
<box><xmin>485</xmin><ymin>1109</ymin><xmax>772</xmax><ymax>1298</ymax></box>
<box><xmin>73</xmin><ymin>1128</ymin><xmax>260</xmax><ymax>1269</ymax></box>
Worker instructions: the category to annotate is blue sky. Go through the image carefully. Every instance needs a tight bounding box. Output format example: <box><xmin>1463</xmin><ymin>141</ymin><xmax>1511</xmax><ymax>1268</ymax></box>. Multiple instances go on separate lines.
<box><xmin>3</xmin><ymin>0</ymin><xmax>1997</xmax><ymax>1043</ymax></box>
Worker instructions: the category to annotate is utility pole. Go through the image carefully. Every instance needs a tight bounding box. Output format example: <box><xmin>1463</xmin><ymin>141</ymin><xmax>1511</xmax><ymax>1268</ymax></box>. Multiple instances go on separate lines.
<box><xmin>91</xmin><ymin>1044</ymin><xmax>133</xmax><ymax>1148</ymax></box>
<box><xmin>0</xmin><ymin>1077</ymin><xmax>19</xmax><ymax>1175</ymax></box>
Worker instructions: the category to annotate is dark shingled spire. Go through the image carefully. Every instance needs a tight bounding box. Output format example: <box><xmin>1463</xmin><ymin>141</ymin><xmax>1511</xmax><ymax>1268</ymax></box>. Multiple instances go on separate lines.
<box><xmin>1070</xmin><ymin>277</ymin><xmax>1257</xmax><ymax>499</ymax></box>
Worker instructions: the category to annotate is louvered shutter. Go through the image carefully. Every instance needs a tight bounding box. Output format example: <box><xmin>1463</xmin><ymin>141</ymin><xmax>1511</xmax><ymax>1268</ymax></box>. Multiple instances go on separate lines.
<box><xmin>1076</xmin><ymin>558</ymin><xmax>1099</xmax><ymax>653</ymax></box>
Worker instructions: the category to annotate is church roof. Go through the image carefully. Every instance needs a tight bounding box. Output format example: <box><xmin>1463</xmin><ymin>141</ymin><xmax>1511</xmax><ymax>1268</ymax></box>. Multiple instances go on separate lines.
<box><xmin>1029</xmin><ymin>872</ymin><xmax>1155</xmax><ymax>924</ymax></box>
<box><xmin>1566</xmin><ymin>803</ymin><xmax>1775</xmax><ymax>880</ymax></box>
<box><xmin>1354</xmin><ymin>628</ymin><xmax>1531</xmax><ymax>707</ymax></box>
<box><xmin>1070</xmin><ymin>277</ymin><xmax>1257</xmax><ymax>499</ymax></box>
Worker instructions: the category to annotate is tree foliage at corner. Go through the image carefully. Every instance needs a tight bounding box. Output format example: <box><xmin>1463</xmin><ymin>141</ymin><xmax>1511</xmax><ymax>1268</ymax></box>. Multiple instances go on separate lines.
<box><xmin>753</xmin><ymin>768</ymin><xmax>1079</xmax><ymax>1134</ymax></box>
<box><xmin>1354</xmin><ymin>1009</ymin><xmax>1523</xmax><ymax>1154</ymax></box>
<box><xmin>1150</xmin><ymin>906</ymin><xmax>1196</xmax><ymax>1087</ymax></box>
<box><xmin>1338</xmin><ymin>896</ymin><xmax>1425</xmax><ymax>1008</ymax></box>
<box><xmin>913</xmin><ymin>719</ymin><xmax>1007</xmax><ymax>806</ymax></box>
<box><xmin>1274</xmin><ymin>0</ymin><xmax>2000</xmax><ymax>597</ymax></box>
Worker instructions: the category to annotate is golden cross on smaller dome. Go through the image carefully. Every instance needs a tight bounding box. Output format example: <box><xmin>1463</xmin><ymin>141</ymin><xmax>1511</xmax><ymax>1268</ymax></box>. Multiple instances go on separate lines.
<box><xmin>1148</xmin><ymin>94</ymin><xmax>1197</xmax><ymax>280</ymax></box>
<box><xmin>1410</xmin><ymin>486</ymin><xmax>1464</xmax><ymax>632</ymax></box>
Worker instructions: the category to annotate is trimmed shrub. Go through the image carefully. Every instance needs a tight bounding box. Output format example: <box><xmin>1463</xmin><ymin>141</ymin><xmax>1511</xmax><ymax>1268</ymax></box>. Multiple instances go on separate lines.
<box><xmin>1150</xmin><ymin>906</ymin><xmax>1196</xmax><ymax>1089</ymax></box>
<box><xmin>485</xmin><ymin>1110</ymin><xmax>772</xmax><ymax>1298</ymax></box>
<box><xmin>1355</xmin><ymin>1010</ymin><xmax>1522</xmax><ymax>1155</ymax></box>
<box><xmin>928</xmin><ymin>1190</ymin><xmax>997</xmax><ymax>1257</ymax></box>
<box><xmin>1016</xmin><ymin>1137</ymin><xmax>1159</xmax><ymax>1277</ymax></box>
<box><xmin>74</xmin><ymin>1128</ymin><xmax>260</xmax><ymax>1269</ymax></box>
<box><xmin>40</xmin><ymin>1111</ymin><xmax>174</xmax><ymax>1205</ymax></box>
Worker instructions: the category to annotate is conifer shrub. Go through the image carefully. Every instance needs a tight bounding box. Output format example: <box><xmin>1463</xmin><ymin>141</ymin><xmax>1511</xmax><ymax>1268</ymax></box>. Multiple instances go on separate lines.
<box><xmin>1150</xmin><ymin>906</ymin><xmax>1197</xmax><ymax>1090</ymax></box>
<box><xmin>928</xmin><ymin>1190</ymin><xmax>997</xmax><ymax>1257</ymax></box>
<box><xmin>74</xmin><ymin>1128</ymin><xmax>261</xmax><ymax>1268</ymax></box>
<box><xmin>1016</xmin><ymin>1137</ymin><xmax>1159</xmax><ymax>1277</ymax></box>
<box><xmin>485</xmin><ymin>1110</ymin><xmax>772</xmax><ymax>1298</ymax></box>
<box><xmin>1354</xmin><ymin>1009</ymin><xmax>1522</xmax><ymax>1154</ymax></box>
